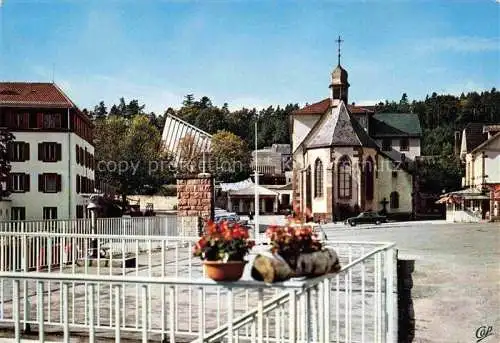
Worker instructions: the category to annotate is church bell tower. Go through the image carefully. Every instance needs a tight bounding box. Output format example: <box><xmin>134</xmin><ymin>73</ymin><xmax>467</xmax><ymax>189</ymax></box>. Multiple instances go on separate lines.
<box><xmin>329</xmin><ymin>36</ymin><xmax>350</xmax><ymax>104</ymax></box>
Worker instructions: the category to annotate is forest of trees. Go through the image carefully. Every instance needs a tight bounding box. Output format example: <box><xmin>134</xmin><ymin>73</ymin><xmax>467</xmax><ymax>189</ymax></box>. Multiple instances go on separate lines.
<box><xmin>86</xmin><ymin>88</ymin><xmax>500</xmax><ymax>197</ymax></box>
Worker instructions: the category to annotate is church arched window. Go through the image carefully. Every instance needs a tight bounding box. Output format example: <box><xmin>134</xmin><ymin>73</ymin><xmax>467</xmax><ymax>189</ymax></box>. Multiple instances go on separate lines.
<box><xmin>365</xmin><ymin>156</ymin><xmax>374</xmax><ymax>201</ymax></box>
<box><xmin>314</xmin><ymin>158</ymin><xmax>323</xmax><ymax>197</ymax></box>
<box><xmin>338</xmin><ymin>156</ymin><xmax>352</xmax><ymax>199</ymax></box>
<box><xmin>390</xmin><ymin>191</ymin><xmax>399</xmax><ymax>209</ymax></box>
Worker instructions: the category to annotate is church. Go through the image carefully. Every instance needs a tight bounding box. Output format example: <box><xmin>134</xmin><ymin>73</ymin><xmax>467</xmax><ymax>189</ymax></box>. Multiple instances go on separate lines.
<box><xmin>291</xmin><ymin>43</ymin><xmax>422</xmax><ymax>221</ymax></box>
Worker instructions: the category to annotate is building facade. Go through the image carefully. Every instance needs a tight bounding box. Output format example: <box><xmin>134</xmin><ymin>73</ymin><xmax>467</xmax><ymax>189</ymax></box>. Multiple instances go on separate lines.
<box><xmin>0</xmin><ymin>82</ymin><xmax>95</xmax><ymax>220</ymax></box>
<box><xmin>291</xmin><ymin>61</ymin><xmax>421</xmax><ymax>221</ymax></box>
<box><xmin>441</xmin><ymin>123</ymin><xmax>500</xmax><ymax>222</ymax></box>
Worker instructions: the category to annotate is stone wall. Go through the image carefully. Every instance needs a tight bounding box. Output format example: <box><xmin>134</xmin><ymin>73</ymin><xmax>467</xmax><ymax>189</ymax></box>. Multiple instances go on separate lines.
<box><xmin>176</xmin><ymin>174</ymin><xmax>214</xmax><ymax>236</ymax></box>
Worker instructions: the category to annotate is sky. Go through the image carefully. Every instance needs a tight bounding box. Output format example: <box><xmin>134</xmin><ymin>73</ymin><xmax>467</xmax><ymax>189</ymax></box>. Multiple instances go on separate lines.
<box><xmin>0</xmin><ymin>0</ymin><xmax>499</xmax><ymax>114</ymax></box>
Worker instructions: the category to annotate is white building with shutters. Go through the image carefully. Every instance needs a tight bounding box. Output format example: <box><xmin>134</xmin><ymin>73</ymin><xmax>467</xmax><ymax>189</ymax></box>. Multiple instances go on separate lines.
<box><xmin>0</xmin><ymin>82</ymin><xmax>95</xmax><ymax>220</ymax></box>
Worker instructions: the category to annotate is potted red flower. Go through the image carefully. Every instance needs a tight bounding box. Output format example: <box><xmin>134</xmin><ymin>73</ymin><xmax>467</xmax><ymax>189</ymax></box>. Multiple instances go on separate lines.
<box><xmin>193</xmin><ymin>220</ymin><xmax>255</xmax><ymax>281</ymax></box>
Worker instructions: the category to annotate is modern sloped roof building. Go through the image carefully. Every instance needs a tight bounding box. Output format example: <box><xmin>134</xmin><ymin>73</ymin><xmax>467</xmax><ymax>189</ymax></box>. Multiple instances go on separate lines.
<box><xmin>161</xmin><ymin>112</ymin><xmax>212</xmax><ymax>166</ymax></box>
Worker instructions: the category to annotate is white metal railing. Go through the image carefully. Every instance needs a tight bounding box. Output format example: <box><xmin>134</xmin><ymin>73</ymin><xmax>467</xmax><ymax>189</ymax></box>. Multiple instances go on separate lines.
<box><xmin>0</xmin><ymin>215</ymin><xmax>179</xmax><ymax>236</ymax></box>
<box><xmin>0</xmin><ymin>231</ymin><xmax>396</xmax><ymax>342</ymax></box>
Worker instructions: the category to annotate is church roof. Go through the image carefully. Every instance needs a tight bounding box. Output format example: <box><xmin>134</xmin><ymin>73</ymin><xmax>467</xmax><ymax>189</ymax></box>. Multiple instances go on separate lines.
<box><xmin>304</xmin><ymin>101</ymin><xmax>378</xmax><ymax>149</ymax></box>
<box><xmin>370</xmin><ymin>113</ymin><xmax>422</xmax><ymax>137</ymax></box>
<box><xmin>292</xmin><ymin>98</ymin><xmax>374</xmax><ymax>116</ymax></box>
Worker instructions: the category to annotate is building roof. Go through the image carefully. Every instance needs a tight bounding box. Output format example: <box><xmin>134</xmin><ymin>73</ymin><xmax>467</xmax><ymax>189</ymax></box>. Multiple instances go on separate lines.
<box><xmin>228</xmin><ymin>184</ymin><xmax>278</xmax><ymax>196</ymax></box>
<box><xmin>470</xmin><ymin>131</ymin><xmax>500</xmax><ymax>154</ymax></box>
<box><xmin>0</xmin><ymin>82</ymin><xmax>76</xmax><ymax>108</ymax></box>
<box><xmin>462</xmin><ymin>122</ymin><xmax>489</xmax><ymax>153</ymax></box>
<box><xmin>292</xmin><ymin>97</ymin><xmax>374</xmax><ymax>116</ymax></box>
<box><xmin>305</xmin><ymin>101</ymin><xmax>378</xmax><ymax>149</ymax></box>
<box><xmin>370</xmin><ymin>113</ymin><xmax>422</xmax><ymax>137</ymax></box>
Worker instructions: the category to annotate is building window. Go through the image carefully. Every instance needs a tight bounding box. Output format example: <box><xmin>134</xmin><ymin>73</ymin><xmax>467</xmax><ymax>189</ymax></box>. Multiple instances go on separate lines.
<box><xmin>338</xmin><ymin>156</ymin><xmax>352</xmax><ymax>199</ymax></box>
<box><xmin>8</xmin><ymin>142</ymin><xmax>29</xmax><ymax>162</ymax></box>
<box><xmin>390</xmin><ymin>191</ymin><xmax>399</xmax><ymax>209</ymax></box>
<box><xmin>76</xmin><ymin>205</ymin><xmax>84</xmax><ymax>219</ymax></box>
<box><xmin>38</xmin><ymin>173</ymin><xmax>61</xmax><ymax>193</ymax></box>
<box><xmin>365</xmin><ymin>156</ymin><xmax>374</xmax><ymax>201</ymax></box>
<box><xmin>43</xmin><ymin>113</ymin><xmax>62</xmax><ymax>129</ymax></box>
<box><xmin>43</xmin><ymin>207</ymin><xmax>58</xmax><ymax>220</ymax></box>
<box><xmin>400</xmin><ymin>138</ymin><xmax>409</xmax><ymax>151</ymax></box>
<box><xmin>382</xmin><ymin>139</ymin><xmax>392</xmax><ymax>151</ymax></box>
<box><xmin>12</xmin><ymin>113</ymin><xmax>30</xmax><ymax>129</ymax></box>
<box><xmin>10</xmin><ymin>173</ymin><xmax>30</xmax><ymax>192</ymax></box>
<box><xmin>11</xmin><ymin>207</ymin><xmax>26</xmax><ymax>220</ymax></box>
<box><xmin>38</xmin><ymin>142</ymin><xmax>62</xmax><ymax>162</ymax></box>
<box><xmin>314</xmin><ymin>158</ymin><xmax>323</xmax><ymax>197</ymax></box>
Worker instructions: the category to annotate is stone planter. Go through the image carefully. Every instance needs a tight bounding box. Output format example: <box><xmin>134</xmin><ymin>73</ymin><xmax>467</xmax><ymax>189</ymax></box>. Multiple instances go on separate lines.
<box><xmin>203</xmin><ymin>260</ymin><xmax>247</xmax><ymax>281</ymax></box>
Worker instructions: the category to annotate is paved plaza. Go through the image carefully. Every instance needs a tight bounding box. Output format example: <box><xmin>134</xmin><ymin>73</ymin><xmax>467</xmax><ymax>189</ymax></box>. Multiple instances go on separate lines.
<box><xmin>316</xmin><ymin>220</ymin><xmax>499</xmax><ymax>343</ymax></box>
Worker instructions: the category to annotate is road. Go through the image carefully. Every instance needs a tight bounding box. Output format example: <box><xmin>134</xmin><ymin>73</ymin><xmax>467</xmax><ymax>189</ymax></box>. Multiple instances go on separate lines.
<box><xmin>254</xmin><ymin>216</ymin><xmax>499</xmax><ymax>343</ymax></box>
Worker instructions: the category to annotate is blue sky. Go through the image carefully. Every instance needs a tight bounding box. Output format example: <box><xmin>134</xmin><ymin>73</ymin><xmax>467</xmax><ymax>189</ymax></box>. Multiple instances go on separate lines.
<box><xmin>1</xmin><ymin>0</ymin><xmax>499</xmax><ymax>113</ymax></box>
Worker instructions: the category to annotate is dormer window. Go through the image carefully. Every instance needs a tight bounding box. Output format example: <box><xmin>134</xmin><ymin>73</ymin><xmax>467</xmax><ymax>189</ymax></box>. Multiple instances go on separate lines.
<box><xmin>382</xmin><ymin>139</ymin><xmax>392</xmax><ymax>151</ymax></box>
<box><xmin>400</xmin><ymin>138</ymin><xmax>409</xmax><ymax>151</ymax></box>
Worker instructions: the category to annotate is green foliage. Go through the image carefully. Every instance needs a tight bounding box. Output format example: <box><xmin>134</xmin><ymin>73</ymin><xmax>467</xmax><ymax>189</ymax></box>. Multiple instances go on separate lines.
<box><xmin>210</xmin><ymin>130</ymin><xmax>252</xmax><ymax>183</ymax></box>
<box><xmin>0</xmin><ymin>128</ymin><xmax>14</xmax><ymax>200</ymax></box>
<box><xmin>94</xmin><ymin>115</ymin><xmax>173</xmax><ymax>201</ymax></box>
<box><xmin>376</xmin><ymin>88</ymin><xmax>500</xmax><ymax>193</ymax></box>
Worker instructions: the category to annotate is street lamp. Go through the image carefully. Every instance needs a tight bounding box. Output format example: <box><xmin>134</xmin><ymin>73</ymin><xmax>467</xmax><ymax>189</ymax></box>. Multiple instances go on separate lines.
<box><xmin>87</xmin><ymin>195</ymin><xmax>101</xmax><ymax>258</ymax></box>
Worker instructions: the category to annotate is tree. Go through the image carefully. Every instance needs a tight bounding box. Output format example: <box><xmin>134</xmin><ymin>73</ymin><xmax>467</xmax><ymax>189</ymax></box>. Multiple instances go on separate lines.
<box><xmin>0</xmin><ymin>128</ymin><xmax>14</xmax><ymax>200</ymax></box>
<box><xmin>94</xmin><ymin>115</ymin><xmax>173</xmax><ymax>203</ymax></box>
<box><xmin>93</xmin><ymin>101</ymin><xmax>108</xmax><ymax>120</ymax></box>
<box><xmin>177</xmin><ymin>134</ymin><xmax>204</xmax><ymax>173</ymax></box>
<box><xmin>210</xmin><ymin>130</ymin><xmax>251</xmax><ymax>182</ymax></box>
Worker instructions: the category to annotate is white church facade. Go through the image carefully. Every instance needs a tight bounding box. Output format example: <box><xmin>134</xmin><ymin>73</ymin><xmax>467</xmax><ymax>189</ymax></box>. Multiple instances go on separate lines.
<box><xmin>291</xmin><ymin>57</ymin><xmax>421</xmax><ymax>221</ymax></box>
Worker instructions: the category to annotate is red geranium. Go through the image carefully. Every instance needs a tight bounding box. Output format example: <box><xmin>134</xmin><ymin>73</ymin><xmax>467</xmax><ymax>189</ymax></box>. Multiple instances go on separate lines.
<box><xmin>193</xmin><ymin>220</ymin><xmax>255</xmax><ymax>262</ymax></box>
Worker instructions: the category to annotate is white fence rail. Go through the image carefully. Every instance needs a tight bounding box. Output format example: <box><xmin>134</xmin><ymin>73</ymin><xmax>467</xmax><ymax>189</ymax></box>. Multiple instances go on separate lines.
<box><xmin>0</xmin><ymin>215</ymin><xmax>178</xmax><ymax>236</ymax></box>
<box><xmin>0</xmin><ymin>231</ymin><xmax>396</xmax><ymax>342</ymax></box>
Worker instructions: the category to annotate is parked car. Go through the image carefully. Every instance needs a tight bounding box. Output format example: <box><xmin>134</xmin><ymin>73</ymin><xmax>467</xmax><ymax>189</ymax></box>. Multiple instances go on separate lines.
<box><xmin>344</xmin><ymin>211</ymin><xmax>387</xmax><ymax>226</ymax></box>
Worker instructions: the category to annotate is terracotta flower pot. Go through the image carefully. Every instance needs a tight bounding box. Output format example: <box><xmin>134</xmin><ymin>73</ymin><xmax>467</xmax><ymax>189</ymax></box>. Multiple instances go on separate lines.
<box><xmin>203</xmin><ymin>260</ymin><xmax>247</xmax><ymax>281</ymax></box>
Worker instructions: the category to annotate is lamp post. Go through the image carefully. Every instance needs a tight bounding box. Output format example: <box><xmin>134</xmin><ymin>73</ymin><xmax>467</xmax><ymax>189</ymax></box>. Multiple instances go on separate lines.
<box><xmin>254</xmin><ymin>121</ymin><xmax>262</xmax><ymax>242</ymax></box>
<box><xmin>87</xmin><ymin>195</ymin><xmax>101</xmax><ymax>258</ymax></box>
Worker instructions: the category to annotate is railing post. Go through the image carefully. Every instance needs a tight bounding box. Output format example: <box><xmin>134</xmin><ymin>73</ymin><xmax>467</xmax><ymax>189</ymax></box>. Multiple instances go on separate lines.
<box><xmin>227</xmin><ymin>287</ymin><xmax>234</xmax><ymax>343</ymax></box>
<box><xmin>324</xmin><ymin>278</ymin><xmax>330</xmax><ymax>343</ymax></box>
<box><xmin>88</xmin><ymin>283</ymin><xmax>96</xmax><ymax>343</ymax></box>
<box><xmin>288</xmin><ymin>290</ymin><xmax>297</xmax><ymax>343</ymax></box>
<box><xmin>63</xmin><ymin>282</ymin><xmax>69</xmax><ymax>342</ymax></box>
<box><xmin>142</xmin><ymin>285</ymin><xmax>149</xmax><ymax>343</ymax></box>
<box><xmin>114</xmin><ymin>285</ymin><xmax>121</xmax><ymax>343</ymax></box>
<box><xmin>21</xmin><ymin>230</ymin><xmax>31</xmax><ymax>333</ymax></box>
<box><xmin>169</xmin><ymin>286</ymin><xmax>176</xmax><ymax>343</ymax></box>
<box><xmin>37</xmin><ymin>281</ymin><xmax>45</xmax><ymax>343</ymax></box>
<box><xmin>385</xmin><ymin>248</ymin><xmax>395</xmax><ymax>343</ymax></box>
<box><xmin>257</xmin><ymin>288</ymin><xmax>264</xmax><ymax>343</ymax></box>
<box><xmin>13</xmin><ymin>279</ymin><xmax>20</xmax><ymax>343</ymax></box>
<box><xmin>198</xmin><ymin>286</ymin><xmax>205</xmax><ymax>342</ymax></box>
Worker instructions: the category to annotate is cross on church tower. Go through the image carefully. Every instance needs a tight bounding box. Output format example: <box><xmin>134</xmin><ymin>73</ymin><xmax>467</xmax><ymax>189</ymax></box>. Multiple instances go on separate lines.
<box><xmin>336</xmin><ymin>35</ymin><xmax>343</xmax><ymax>66</ymax></box>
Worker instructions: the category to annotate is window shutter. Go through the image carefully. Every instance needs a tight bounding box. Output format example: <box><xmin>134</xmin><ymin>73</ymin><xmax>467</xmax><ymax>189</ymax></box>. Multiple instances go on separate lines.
<box><xmin>7</xmin><ymin>142</ymin><xmax>13</xmax><ymax>161</ymax></box>
<box><xmin>37</xmin><ymin>113</ymin><xmax>44</xmax><ymax>128</ymax></box>
<box><xmin>56</xmin><ymin>143</ymin><xmax>62</xmax><ymax>161</ymax></box>
<box><xmin>24</xmin><ymin>174</ymin><xmax>30</xmax><ymax>192</ymax></box>
<box><xmin>38</xmin><ymin>174</ymin><xmax>44</xmax><ymax>192</ymax></box>
<box><xmin>76</xmin><ymin>175</ymin><xmax>80</xmax><ymax>193</ymax></box>
<box><xmin>38</xmin><ymin>143</ymin><xmax>44</xmax><ymax>161</ymax></box>
<box><xmin>23</xmin><ymin>113</ymin><xmax>29</xmax><ymax>128</ymax></box>
<box><xmin>56</xmin><ymin>174</ymin><xmax>62</xmax><ymax>192</ymax></box>
<box><xmin>6</xmin><ymin>174</ymin><xmax>12</xmax><ymax>192</ymax></box>
<box><xmin>23</xmin><ymin>142</ymin><xmax>29</xmax><ymax>161</ymax></box>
